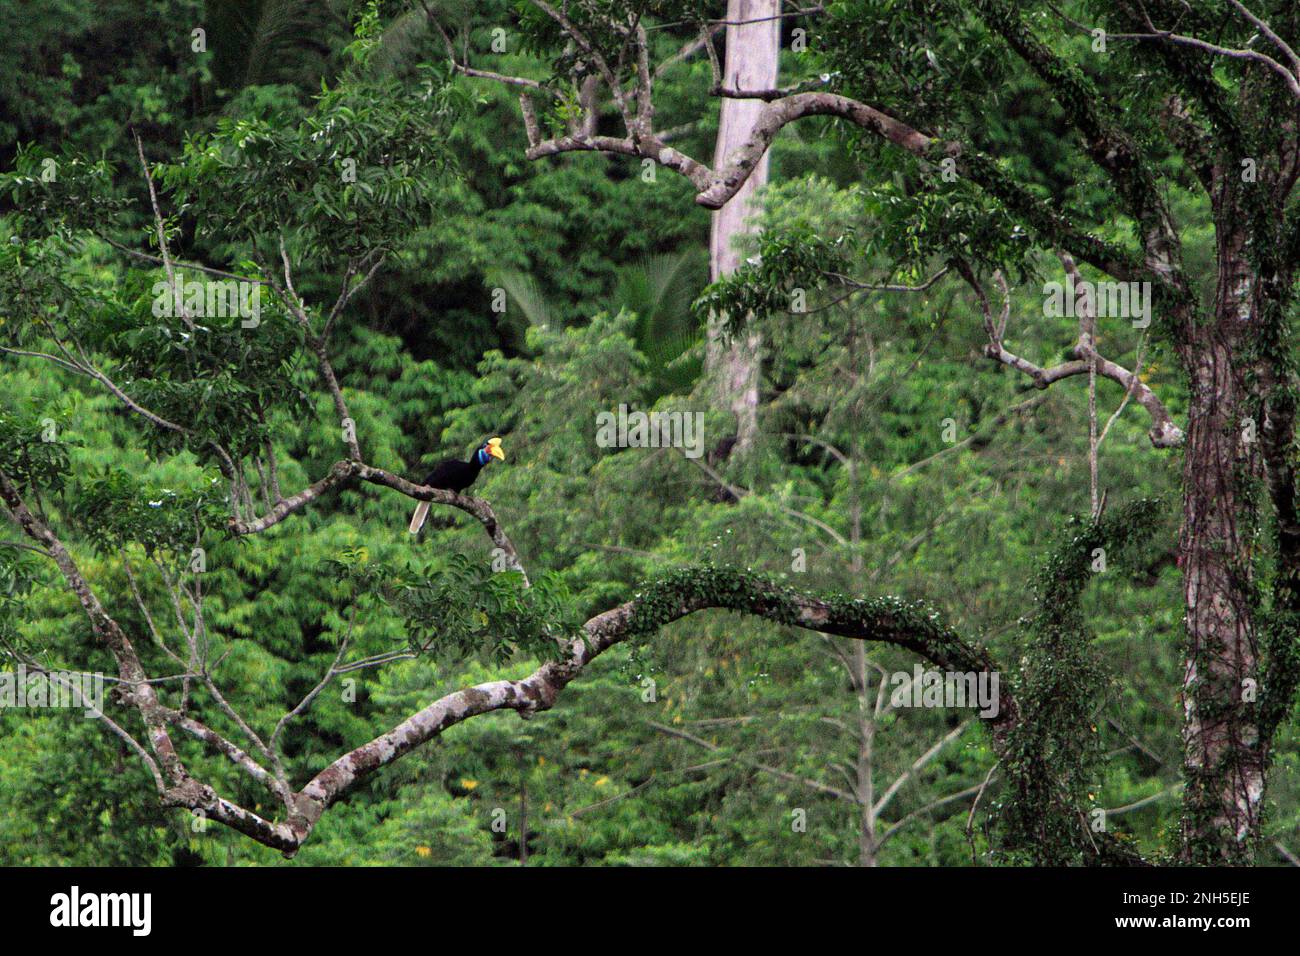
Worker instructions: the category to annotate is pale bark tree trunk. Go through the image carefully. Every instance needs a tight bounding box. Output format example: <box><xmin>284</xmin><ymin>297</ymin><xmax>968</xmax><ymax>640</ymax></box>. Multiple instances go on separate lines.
<box><xmin>848</xmin><ymin>405</ymin><xmax>877</xmax><ymax>866</ymax></box>
<box><xmin>519</xmin><ymin>769</ymin><xmax>529</xmax><ymax>866</ymax></box>
<box><xmin>854</xmin><ymin>642</ymin><xmax>878</xmax><ymax>867</ymax></box>
<box><xmin>708</xmin><ymin>0</ymin><xmax>781</xmax><ymax>457</ymax></box>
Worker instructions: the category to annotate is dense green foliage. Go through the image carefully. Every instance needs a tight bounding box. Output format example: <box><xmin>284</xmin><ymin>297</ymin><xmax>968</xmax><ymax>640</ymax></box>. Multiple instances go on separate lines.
<box><xmin>1</xmin><ymin>0</ymin><xmax>1298</xmax><ymax>867</ymax></box>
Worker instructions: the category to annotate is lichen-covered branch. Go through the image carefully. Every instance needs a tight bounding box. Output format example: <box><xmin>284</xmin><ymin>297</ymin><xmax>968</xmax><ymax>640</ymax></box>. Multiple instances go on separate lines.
<box><xmin>285</xmin><ymin>567</ymin><xmax>1014</xmax><ymax>850</ymax></box>
<box><xmin>1</xmin><ymin>467</ymin><xmax>317</xmax><ymax>851</ymax></box>
<box><xmin>7</xmin><ymin>453</ymin><xmax>1012</xmax><ymax>856</ymax></box>
<box><xmin>999</xmin><ymin>498</ymin><xmax>1165</xmax><ymax>865</ymax></box>
<box><xmin>0</xmin><ymin>468</ymin><xmax>188</xmax><ymax>787</ymax></box>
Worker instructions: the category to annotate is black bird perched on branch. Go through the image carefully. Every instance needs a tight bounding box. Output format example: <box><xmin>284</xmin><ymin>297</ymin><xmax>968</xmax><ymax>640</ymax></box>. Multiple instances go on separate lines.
<box><xmin>408</xmin><ymin>437</ymin><xmax>505</xmax><ymax>534</ymax></box>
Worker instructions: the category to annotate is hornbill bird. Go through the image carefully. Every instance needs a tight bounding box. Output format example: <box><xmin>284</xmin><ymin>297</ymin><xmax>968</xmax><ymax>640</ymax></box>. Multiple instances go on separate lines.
<box><xmin>407</xmin><ymin>437</ymin><xmax>505</xmax><ymax>534</ymax></box>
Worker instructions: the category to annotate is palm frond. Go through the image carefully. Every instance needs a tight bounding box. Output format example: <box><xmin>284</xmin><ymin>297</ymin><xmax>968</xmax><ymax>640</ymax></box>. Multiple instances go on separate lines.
<box><xmin>491</xmin><ymin>270</ymin><xmax>554</xmax><ymax>329</ymax></box>
<box><xmin>242</xmin><ymin>0</ymin><xmax>313</xmax><ymax>87</ymax></box>
<box><xmin>370</xmin><ymin>8</ymin><xmax>433</xmax><ymax>76</ymax></box>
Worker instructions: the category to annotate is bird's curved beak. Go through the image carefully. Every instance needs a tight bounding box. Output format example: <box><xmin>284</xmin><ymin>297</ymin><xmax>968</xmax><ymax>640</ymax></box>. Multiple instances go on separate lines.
<box><xmin>487</xmin><ymin>438</ymin><xmax>505</xmax><ymax>461</ymax></box>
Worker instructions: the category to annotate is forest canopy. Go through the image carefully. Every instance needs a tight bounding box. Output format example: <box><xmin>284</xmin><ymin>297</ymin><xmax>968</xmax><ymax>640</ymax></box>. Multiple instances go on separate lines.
<box><xmin>0</xmin><ymin>0</ymin><xmax>1298</xmax><ymax>869</ymax></box>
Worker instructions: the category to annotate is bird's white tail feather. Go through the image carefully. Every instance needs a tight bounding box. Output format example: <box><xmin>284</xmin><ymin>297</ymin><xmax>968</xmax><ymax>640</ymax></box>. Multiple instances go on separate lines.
<box><xmin>408</xmin><ymin>501</ymin><xmax>431</xmax><ymax>534</ymax></box>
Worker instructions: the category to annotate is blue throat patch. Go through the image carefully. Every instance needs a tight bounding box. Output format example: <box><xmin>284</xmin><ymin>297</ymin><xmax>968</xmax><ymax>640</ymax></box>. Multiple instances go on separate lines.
<box><xmin>476</xmin><ymin>447</ymin><xmax>489</xmax><ymax>465</ymax></box>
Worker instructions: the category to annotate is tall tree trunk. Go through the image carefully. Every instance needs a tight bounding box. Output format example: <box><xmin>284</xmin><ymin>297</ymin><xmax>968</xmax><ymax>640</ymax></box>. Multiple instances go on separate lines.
<box><xmin>708</xmin><ymin>0</ymin><xmax>780</xmax><ymax>457</ymax></box>
<box><xmin>1177</xmin><ymin>216</ymin><xmax>1265</xmax><ymax>863</ymax></box>
<box><xmin>855</xmin><ymin>642</ymin><xmax>878</xmax><ymax>867</ymax></box>
<box><xmin>848</xmin><ymin>389</ymin><xmax>875</xmax><ymax>866</ymax></box>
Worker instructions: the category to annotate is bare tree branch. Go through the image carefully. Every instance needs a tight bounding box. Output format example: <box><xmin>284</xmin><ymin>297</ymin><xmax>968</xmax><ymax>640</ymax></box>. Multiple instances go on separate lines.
<box><xmin>133</xmin><ymin>131</ymin><xmax>194</xmax><ymax>332</ymax></box>
<box><xmin>224</xmin><ymin>459</ymin><xmax>529</xmax><ymax>583</ymax></box>
<box><xmin>649</xmin><ymin>720</ymin><xmax>858</xmax><ymax>803</ymax></box>
<box><xmin>873</xmin><ymin>720</ymin><xmax>972</xmax><ymax>818</ymax></box>
<box><xmin>954</xmin><ymin>259</ymin><xmax>1183</xmax><ymax>448</ymax></box>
